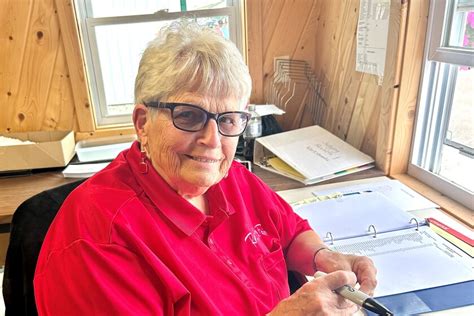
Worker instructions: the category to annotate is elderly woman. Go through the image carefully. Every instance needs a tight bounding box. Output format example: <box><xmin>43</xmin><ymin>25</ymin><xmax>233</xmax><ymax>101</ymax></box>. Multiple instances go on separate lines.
<box><xmin>34</xmin><ymin>20</ymin><xmax>376</xmax><ymax>315</ymax></box>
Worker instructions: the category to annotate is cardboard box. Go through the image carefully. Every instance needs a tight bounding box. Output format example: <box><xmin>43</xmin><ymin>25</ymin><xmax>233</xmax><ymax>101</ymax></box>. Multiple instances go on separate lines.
<box><xmin>0</xmin><ymin>131</ymin><xmax>75</xmax><ymax>172</ymax></box>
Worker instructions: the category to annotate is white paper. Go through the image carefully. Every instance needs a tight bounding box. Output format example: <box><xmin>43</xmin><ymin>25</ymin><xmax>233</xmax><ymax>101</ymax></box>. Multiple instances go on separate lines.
<box><xmin>254</xmin><ymin>125</ymin><xmax>374</xmax><ymax>183</ymax></box>
<box><xmin>253</xmin><ymin>104</ymin><xmax>285</xmax><ymax>116</ymax></box>
<box><xmin>356</xmin><ymin>0</ymin><xmax>390</xmax><ymax>81</ymax></box>
<box><xmin>294</xmin><ymin>192</ymin><xmax>420</xmax><ymax>241</ymax></box>
<box><xmin>312</xmin><ymin>178</ymin><xmax>439</xmax><ymax>212</ymax></box>
<box><xmin>62</xmin><ymin>162</ymin><xmax>110</xmax><ymax>178</ymax></box>
<box><xmin>331</xmin><ymin>226</ymin><xmax>474</xmax><ymax>297</ymax></box>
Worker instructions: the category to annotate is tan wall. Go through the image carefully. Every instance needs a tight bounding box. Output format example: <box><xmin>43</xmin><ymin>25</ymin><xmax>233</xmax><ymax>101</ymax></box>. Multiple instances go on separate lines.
<box><xmin>1</xmin><ymin>0</ymin><xmax>427</xmax><ymax>170</ymax></box>
<box><xmin>247</xmin><ymin>0</ymin><xmax>428</xmax><ymax>173</ymax></box>
<box><xmin>1</xmin><ymin>0</ymin><xmax>94</xmax><ymax>135</ymax></box>
<box><xmin>1</xmin><ymin>0</ymin><xmax>78</xmax><ymax>133</ymax></box>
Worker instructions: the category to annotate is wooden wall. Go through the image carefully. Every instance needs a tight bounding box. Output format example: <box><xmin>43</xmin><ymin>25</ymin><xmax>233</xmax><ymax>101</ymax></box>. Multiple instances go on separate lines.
<box><xmin>247</xmin><ymin>0</ymin><xmax>428</xmax><ymax>173</ymax></box>
<box><xmin>2</xmin><ymin>0</ymin><xmax>78</xmax><ymax>133</ymax></box>
<box><xmin>1</xmin><ymin>0</ymin><xmax>428</xmax><ymax>173</ymax></box>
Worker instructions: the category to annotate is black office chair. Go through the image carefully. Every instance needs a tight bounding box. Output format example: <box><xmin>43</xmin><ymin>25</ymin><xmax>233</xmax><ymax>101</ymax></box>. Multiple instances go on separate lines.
<box><xmin>2</xmin><ymin>179</ymin><xmax>86</xmax><ymax>316</ymax></box>
<box><xmin>2</xmin><ymin>178</ymin><xmax>306</xmax><ymax>315</ymax></box>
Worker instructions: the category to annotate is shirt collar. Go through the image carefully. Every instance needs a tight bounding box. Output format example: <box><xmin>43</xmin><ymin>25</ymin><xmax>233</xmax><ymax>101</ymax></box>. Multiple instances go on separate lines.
<box><xmin>126</xmin><ymin>141</ymin><xmax>234</xmax><ymax>236</ymax></box>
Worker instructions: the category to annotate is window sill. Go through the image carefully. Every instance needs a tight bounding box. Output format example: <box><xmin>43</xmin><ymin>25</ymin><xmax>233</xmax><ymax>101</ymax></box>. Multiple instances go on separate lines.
<box><xmin>391</xmin><ymin>174</ymin><xmax>473</xmax><ymax>228</ymax></box>
<box><xmin>75</xmin><ymin>127</ymin><xmax>136</xmax><ymax>142</ymax></box>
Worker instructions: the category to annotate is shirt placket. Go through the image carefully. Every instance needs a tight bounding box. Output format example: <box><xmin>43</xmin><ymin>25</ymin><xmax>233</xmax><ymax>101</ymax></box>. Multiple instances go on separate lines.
<box><xmin>206</xmin><ymin>209</ymin><xmax>251</xmax><ymax>286</ymax></box>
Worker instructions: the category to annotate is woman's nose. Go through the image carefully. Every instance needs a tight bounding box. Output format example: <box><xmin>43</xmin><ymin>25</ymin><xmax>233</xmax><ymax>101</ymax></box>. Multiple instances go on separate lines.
<box><xmin>198</xmin><ymin>119</ymin><xmax>221</xmax><ymax>148</ymax></box>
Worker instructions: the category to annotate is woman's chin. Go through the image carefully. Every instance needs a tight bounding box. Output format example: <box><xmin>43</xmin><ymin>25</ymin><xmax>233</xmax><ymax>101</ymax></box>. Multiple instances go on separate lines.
<box><xmin>175</xmin><ymin>174</ymin><xmax>221</xmax><ymax>196</ymax></box>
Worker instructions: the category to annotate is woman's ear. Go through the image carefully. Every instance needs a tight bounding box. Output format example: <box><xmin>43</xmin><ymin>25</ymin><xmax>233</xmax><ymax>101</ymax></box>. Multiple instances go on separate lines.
<box><xmin>133</xmin><ymin>104</ymin><xmax>148</xmax><ymax>139</ymax></box>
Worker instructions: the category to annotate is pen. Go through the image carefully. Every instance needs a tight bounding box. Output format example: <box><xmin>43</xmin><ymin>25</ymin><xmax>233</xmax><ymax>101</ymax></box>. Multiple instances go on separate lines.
<box><xmin>314</xmin><ymin>271</ymin><xmax>393</xmax><ymax>315</ymax></box>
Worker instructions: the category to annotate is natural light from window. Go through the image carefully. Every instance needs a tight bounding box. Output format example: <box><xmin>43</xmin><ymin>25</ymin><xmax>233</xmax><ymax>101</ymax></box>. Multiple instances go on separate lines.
<box><xmin>75</xmin><ymin>0</ymin><xmax>240</xmax><ymax>127</ymax></box>
<box><xmin>410</xmin><ymin>1</ymin><xmax>473</xmax><ymax>209</ymax></box>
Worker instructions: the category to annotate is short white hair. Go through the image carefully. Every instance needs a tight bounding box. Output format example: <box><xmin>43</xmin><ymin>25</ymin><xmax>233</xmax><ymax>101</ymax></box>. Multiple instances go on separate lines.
<box><xmin>135</xmin><ymin>19</ymin><xmax>252</xmax><ymax>109</ymax></box>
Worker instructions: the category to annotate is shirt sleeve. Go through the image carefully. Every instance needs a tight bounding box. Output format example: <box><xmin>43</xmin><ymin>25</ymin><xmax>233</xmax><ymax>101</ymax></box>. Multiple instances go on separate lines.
<box><xmin>34</xmin><ymin>240</ymin><xmax>170</xmax><ymax>315</ymax></box>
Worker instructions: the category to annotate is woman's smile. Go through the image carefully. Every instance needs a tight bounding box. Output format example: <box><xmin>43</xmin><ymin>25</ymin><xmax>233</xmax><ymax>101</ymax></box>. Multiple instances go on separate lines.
<box><xmin>184</xmin><ymin>154</ymin><xmax>223</xmax><ymax>164</ymax></box>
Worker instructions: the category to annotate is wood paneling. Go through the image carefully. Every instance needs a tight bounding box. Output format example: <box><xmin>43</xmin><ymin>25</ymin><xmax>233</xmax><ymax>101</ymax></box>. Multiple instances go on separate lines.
<box><xmin>54</xmin><ymin>0</ymin><xmax>94</xmax><ymax>131</ymax></box>
<box><xmin>390</xmin><ymin>0</ymin><xmax>429</xmax><ymax>174</ymax></box>
<box><xmin>246</xmin><ymin>0</ymin><xmax>423</xmax><ymax>173</ymax></box>
<box><xmin>1</xmin><ymin>0</ymin><xmax>35</xmax><ymax>131</ymax></box>
<box><xmin>0</xmin><ymin>0</ymin><xmax>81</xmax><ymax>133</ymax></box>
<box><xmin>1</xmin><ymin>0</ymin><xmax>426</xmax><ymax>174</ymax></box>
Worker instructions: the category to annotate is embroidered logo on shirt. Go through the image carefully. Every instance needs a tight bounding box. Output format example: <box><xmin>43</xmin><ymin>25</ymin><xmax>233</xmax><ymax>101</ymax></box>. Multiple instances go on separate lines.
<box><xmin>244</xmin><ymin>224</ymin><xmax>269</xmax><ymax>246</ymax></box>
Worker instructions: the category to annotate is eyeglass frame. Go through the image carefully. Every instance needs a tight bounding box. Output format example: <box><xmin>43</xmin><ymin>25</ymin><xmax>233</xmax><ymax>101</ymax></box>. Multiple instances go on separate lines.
<box><xmin>143</xmin><ymin>101</ymin><xmax>251</xmax><ymax>137</ymax></box>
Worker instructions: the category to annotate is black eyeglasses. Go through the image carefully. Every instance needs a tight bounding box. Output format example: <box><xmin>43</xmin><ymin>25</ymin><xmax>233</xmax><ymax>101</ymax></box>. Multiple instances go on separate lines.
<box><xmin>143</xmin><ymin>102</ymin><xmax>251</xmax><ymax>137</ymax></box>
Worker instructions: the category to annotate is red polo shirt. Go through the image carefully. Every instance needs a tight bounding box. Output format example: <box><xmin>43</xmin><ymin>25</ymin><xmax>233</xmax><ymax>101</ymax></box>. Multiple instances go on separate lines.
<box><xmin>34</xmin><ymin>142</ymin><xmax>311</xmax><ymax>315</ymax></box>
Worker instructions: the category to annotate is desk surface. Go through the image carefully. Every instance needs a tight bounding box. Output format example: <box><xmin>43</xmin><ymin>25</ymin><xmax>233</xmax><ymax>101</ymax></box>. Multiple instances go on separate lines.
<box><xmin>0</xmin><ymin>167</ymin><xmax>472</xmax><ymax>314</ymax></box>
<box><xmin>0</xmin><ymin>165</ymin><xmax>384</xmax><ymax>221</ymax></box>
<box><xmin>0</xmin><ymin>170</ymin><xmax>78</xmax><ymax>220</ymax></box>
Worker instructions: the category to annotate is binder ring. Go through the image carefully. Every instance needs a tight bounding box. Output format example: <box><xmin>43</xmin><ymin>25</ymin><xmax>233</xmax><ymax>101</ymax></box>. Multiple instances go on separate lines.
<box><xmin>368</xmin><ymin>224</ymin><xmax>377</xmax><ymax>238</ymax></box>
<box><xmin>325</xmin><ymin>232</ymin><xmax>334</xmax><ymax>245</ymax></box>
<box><xmin>410</xmin><ymin>218</ymin><xmax>420</xmax><ymax>231</ymax></box>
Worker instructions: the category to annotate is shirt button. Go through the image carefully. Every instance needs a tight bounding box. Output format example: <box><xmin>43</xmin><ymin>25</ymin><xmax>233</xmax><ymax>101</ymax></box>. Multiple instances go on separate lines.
<box><xmin>208</xmin><ymin>239</ymin><xmax>214</xmax><ymax>245</ymax></box>
<box><xmin>226</xmin><ymin>259</ymin><xmax>233</xmax><ymax>266</ymax></box>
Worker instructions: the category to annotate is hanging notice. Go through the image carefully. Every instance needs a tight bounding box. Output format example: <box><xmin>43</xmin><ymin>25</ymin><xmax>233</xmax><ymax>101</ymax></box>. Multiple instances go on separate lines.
<box><xmin>356</xmin><ymin>0</ymin><xmax>390</xmax><ymax>83</ymax></box>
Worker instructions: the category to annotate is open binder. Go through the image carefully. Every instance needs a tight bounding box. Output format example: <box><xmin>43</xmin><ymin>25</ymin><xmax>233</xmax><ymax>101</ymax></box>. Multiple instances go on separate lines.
<box><xmin>294</xmin><ymin>192</ymin><xmax>473</xmax><ymax>298</ymax></box>
<box><xmin>253</xmin><ymin>125</ymin><xmax>374</xmax><ymax>185</ymax></box>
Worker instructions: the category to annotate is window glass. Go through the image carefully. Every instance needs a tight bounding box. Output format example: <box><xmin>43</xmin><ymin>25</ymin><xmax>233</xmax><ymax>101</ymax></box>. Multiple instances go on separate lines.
<box><xmin>89</xmin><ymin>0</ymin><xmax>226</xmax><ymax>18</ymax></box>
<box><xmin>447</xmin><ymin>7</ymin><xmax>474</xmax><ymax>48</ymax></box>
<box><xmin>93</xmin><ymin>16</ymin><xmax>231</xmax><ymax>117</ymax></box>
<box><xmin>439</xmin><ymin>66</ymin><xmax>473</xmax><ymax>191</ymax></box>
<box><xmin>410</xmin><ymin>0</ymin><xmax>473</xmax><ymax>207</ymax></box>
<box><xmin>75</xmin><ymin>0</ymin><xmax>241</xmax><ymax>126</ymax></box>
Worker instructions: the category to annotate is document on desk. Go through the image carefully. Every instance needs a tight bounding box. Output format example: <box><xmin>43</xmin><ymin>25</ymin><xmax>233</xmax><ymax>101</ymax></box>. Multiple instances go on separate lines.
<box><xmin>62</xmin><ymin>162</ymin><xmax>110</xmax><ymax>178</ymax></box>
<box><xmin>253</xmin><ymin>125</ymin><xmax>374</xmax><ymax>185</ymax></box>
<box><xmin>311</xmin><ymin>177</ymin><xmax>439</xmax><ymax>212</ymax></box>
<box><xmin>295</xmin><ymin>192</ymin><xmax>422</xmax><ymax>241</ymax></box>
<box><xmin>332</xmin><ymin>226</ymin><xmax>474</xmax><ymax>298</ymax></box>
<box><xmin>293</xmin><ymin>191</ymin><xmax>473</xmax><ymax>297</ymax></box>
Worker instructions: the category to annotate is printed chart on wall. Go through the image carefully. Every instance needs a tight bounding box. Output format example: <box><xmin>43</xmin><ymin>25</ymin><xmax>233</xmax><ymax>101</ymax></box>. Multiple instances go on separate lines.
<box><xmin>356</xmin><ymin>0</ymin><xmax>390</xmax><ymax>84</ymax></box>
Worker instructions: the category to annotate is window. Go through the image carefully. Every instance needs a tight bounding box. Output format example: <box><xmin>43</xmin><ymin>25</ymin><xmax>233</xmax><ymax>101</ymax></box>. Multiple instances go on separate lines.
<box><xmin>74</xmin><ymin>0</ymin><xmax>244</xmax><ymax>127</ymax></box>
<box><xmin>410</xmin><ymin>0</ymin><xmax>473</xmax><ymax>208</ymax></box>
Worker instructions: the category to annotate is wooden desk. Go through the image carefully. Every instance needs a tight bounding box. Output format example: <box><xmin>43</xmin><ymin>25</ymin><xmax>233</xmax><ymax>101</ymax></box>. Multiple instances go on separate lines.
<box><xmin>276</xmin><ymin>178</ymin><xmax>474</xmax><ymax>316</ymax></box>
<box><xmin>0</xmin><ymin>171</ymin><xmax>78</xmax><ymax>225</ymax></box>
<box><xmin>0</xmin><ymin>166</ymin><xmax>384</xmax><ymax>225</ymax></box>
<box><xmin>0</xmin><ymin>168</ymin><xmax>471</xmax><ymax>314</ymax></box>
<box><xmin>253</xmin><ymin>164</ymin><xmax>385</xmax><ymax>192</ymax></box>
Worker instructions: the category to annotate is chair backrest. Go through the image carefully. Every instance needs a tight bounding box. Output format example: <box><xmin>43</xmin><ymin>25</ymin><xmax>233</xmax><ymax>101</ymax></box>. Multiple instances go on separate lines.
<box><xmin>2</xmin><ymin>179</ymin><xmax>86</xmax><ymax>316</ymax></box>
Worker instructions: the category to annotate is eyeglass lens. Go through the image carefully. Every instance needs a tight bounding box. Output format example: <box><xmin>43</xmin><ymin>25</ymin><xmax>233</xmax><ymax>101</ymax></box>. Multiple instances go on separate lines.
<box><xmin>172</xmin><ymin>105</ymin><xmax>248</xmax><ymax>136</ymax></box>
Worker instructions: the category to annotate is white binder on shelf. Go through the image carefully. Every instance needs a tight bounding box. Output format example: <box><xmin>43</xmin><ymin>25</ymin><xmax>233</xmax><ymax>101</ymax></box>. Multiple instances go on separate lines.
<box><xmin>253</xmin><ymin>125</ymin><xmax>374</xmax><ymax>185</ymax></box>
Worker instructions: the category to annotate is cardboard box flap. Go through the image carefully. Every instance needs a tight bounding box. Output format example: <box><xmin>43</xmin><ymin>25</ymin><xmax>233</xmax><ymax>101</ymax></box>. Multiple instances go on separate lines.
<box><xmin>5</xmin><ymin>130</ymin><xmax>71</xmax><ymax>143</ymax></box>
<box><xmin>0</xmin><ymin>131</ymin><xmax>75</xmax><ymax>172</ymax></box>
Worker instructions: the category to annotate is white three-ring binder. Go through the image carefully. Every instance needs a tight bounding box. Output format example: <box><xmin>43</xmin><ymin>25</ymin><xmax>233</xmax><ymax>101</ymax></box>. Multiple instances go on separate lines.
<box><xmin>294</xmin><ymin>191</ymin><xmax>473</xmax><ymax>298</ymax></box>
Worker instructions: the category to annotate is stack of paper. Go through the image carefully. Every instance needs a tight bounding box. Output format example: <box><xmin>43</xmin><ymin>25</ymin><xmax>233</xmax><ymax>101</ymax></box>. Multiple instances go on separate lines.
<box><xmin>62</xmin><ymin>162</ymin><xmax>110</xmax><ymax>178</ymax></box>
<box><xmin>254</xmin><ymin>125</ymin><xmax>374</xmax><ymax>185</ymax></box>
<box><xmin>292</xmin><ymin>190</ymin><xmax>473</xmax><ymax>298</ymax></box>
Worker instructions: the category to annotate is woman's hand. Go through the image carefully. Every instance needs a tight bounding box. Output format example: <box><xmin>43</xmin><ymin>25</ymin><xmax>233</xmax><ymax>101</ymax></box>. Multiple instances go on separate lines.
<box><xmin>267</xmin><ymin>270</ymin><xmax>360</xmax><ymax>316</ymax></box>
<box><xmin>314</xmin><ymin>249</ymin><xmax>377</xmax><ymax>296</ymax></box>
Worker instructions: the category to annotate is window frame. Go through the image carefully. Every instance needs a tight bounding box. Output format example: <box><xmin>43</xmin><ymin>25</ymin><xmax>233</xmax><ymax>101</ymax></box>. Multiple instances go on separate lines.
<box><xmin>408</xmin><ymin>0</ymin><xmax>474</xmax><ymax>209</ymax></box>
<box><xmin>74</xmin><ymin>0</ymin><xmax>244</xmax><ymax>127</ymax></box>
